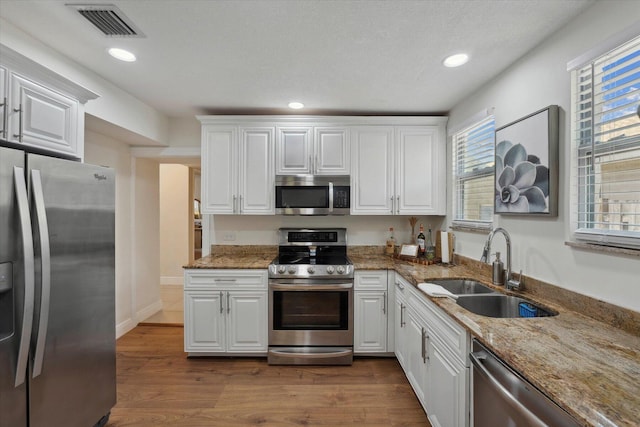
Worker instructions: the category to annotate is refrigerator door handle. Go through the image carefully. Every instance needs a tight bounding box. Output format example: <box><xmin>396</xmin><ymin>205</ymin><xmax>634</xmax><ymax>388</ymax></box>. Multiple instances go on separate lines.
<box><xmin>31</xmin><ymin>169</ymin><xmax>51</xmax><ymax>378</ymax></box>
<box><xmin>13</xmin><ymin>166</ymin><xmax>35</xmax><ymax>388</ymax></box>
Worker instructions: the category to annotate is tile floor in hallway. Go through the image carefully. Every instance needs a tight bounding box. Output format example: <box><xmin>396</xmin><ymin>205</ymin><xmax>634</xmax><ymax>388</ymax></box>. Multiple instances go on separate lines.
<box><xmin>141</xmin><ymin>285</ymin><xmax>184</xmax><ymax>325</ymax></box>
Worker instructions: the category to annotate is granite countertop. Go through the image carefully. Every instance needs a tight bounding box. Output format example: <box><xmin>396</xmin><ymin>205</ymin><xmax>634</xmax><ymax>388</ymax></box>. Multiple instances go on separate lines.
<box><xmin>185</xmin><ymin>250</ymin><xmax>640</xmax><ymax>427</ymax></box>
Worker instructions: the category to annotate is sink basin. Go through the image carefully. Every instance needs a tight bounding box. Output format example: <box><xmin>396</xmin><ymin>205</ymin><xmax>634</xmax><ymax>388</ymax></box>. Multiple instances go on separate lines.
<box><xmin>456</xmin><ymin>295</ymin><xmax>558</xmax><ymax>318</ymax></box>
<box><xmin>429</xmin><ymin>279</ymin><xmax>497</xmax><ymax>295</ymax></box>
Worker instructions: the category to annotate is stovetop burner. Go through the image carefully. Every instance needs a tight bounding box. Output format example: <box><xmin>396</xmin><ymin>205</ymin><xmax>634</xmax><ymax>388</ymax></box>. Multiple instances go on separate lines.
<box><xmin>269</xmin><ymin>228</ymin><xmax>353</xmax><ymax>279</ymax></box>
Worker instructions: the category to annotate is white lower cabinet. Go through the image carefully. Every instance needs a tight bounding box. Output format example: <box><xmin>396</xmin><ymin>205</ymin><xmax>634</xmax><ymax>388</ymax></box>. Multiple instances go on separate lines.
<box><xmin>354</xmin><ymin>270</ymin><xmax>389</xmax><ymax>353</ymax></box>
<box><xmin>183</xmin><ymin>269</ymin><xmax>268</xmax><ymax>355</ymax></box>
<box><xmin>394</xmin><ymin>274</ymin><xmax>470</xmax><ymax>427</ymax></box>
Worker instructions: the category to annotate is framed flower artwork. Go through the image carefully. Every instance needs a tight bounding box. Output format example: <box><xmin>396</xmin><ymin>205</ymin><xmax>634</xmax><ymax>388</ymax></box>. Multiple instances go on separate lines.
<box><xmin>494</xmin><ymin>105</ymin><xmax>559</xmax><ymax>216</ymax></box>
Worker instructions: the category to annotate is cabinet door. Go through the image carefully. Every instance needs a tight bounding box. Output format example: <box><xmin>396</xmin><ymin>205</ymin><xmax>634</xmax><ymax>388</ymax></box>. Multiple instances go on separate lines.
<box><xmin>426</xmin><ymin>339</ymin><xmax>468</xmax><ymax>427</ymax></box>
<box><xmin>184</xmin><ymin>291</ymin><xmax>225</xmax><ymax>352</ymax></box>
<box><xmin>0</xmin><ymin>66</ymin><xmax>7</xmax><ymax>140</ymax></box>
<box><xmin>406</xmin><ymin>308</ymin><xmax>429</xmax><ymax>409</ymax></box>
<box><xmin>394</xmin><ymin>286</ymin><xmax>407</xmax><ymax>369</ymax></box>
<box><xmin>396</xmin><ymin>127</ymin><xmax>446</xmax><ymax>215</ymax></box>
<box><xmin>226</xmin><ymin>291</ymin><xmax>268</xmax><ymax>353</ymax></box>
<box><xmin>276</xmin><ymin>126</ymin><xmax>312</xmax><ymax>174</ymax></box>
<box><xmin>201</xmin><ymin>126</ymin><xmax>237</xmax><ymax>214</ymax></box>
<box><xmin>354</xmin><ymin>291</ymin><xmax>387</xmax><ymax>353</ymax></box>
<box><xmin>314</xmin><ymin>127</ymin><xmax>349</xmax><ymax>175</ymax></box>
<box><xmin>351</xmin><ymin>126</ymin><xmax>394</xmax><ymax>214</ymax></box>
<box><xmin>10</xmin><ymin>73</ymin><xmax>78</xmax><ymax>156</ymax></box>
<box><xmin>240</xmin><ymin>127</ymin><xmax>275</xmax><ymax>214</ymax></box>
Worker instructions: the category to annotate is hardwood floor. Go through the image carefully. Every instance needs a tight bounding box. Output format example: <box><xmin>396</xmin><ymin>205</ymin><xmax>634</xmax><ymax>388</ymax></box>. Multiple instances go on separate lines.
<box><xmin>107</xmin><ymin>326</ymin><xmax>430</xmax><ymax>426</ymax></box>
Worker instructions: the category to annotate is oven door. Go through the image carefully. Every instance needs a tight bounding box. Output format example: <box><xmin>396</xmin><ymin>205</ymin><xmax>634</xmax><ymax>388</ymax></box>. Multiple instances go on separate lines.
<box><xmin>275</xmin><ymin>184</ymin><xmax>331</xmax><ymax>215</ymax></box>
<box><xmin>269</xmin><ymin>280</ymin><xmax>353</xmax><ymax>346</ymax></box>
<box><xmin>269</xmin><ymin>279</ymin><xmax>353</xmax><ymax>364</ymax></box>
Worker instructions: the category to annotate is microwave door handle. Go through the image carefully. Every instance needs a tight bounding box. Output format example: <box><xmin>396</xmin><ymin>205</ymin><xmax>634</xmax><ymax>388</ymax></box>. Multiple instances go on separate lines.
<box><xmin>328</xmin><ymin>181</ymin><xmax>334</xmax><ymax>213</ymax></box>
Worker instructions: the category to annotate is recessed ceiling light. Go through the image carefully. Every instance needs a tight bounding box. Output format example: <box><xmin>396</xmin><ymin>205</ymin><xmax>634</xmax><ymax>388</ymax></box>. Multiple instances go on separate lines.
<box><xmin>108</xmin><ymin>48</ymin><xmax>136</xmax><ymax>62</ymax></box>
<box><xmin>288</xmin><ymin>102</ymin><xmax>304</xmax><ymax>110</ymax></box>
<box><xmin>443</xmin><ymin>53</ymin><xmax>469</xmax><ymax>68</ymax></box>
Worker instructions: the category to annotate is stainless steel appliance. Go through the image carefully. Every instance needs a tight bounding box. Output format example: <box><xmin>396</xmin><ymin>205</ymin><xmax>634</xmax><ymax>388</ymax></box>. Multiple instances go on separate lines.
<box><xmin>0</xmin><ymin>143</ymin><xmax>116</xmax><ymax>427</ymax></box>
<box><xmin>470</xmin><ymin>340</ymin><xmax>581</xmax><ymax>427</ymax></box>
<box><xmin>275</xmin><ymin>175</ymin><xmax>350</xmax><ymax>215</ymax></box>
<box><xmin>268</xmin><ymin>228</ymin><xmax>354</xmax><ymax>365</ymax></box>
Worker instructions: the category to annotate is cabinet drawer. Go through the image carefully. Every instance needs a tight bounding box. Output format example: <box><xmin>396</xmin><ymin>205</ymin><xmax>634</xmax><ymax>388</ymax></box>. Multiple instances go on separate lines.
<box><xmin>409</xmin><ymin>287</ymin><xmax>468</xmax><ymax>363</ymax></box>
<box><xmin>355</xmin><ymin>270</ymin><xmax>388</xmax><ymax>290</ymax></box>
<box><xmin>184</xmin><ymin>269</ymin><xmax>267</xmax><ymax>290</ymax></box>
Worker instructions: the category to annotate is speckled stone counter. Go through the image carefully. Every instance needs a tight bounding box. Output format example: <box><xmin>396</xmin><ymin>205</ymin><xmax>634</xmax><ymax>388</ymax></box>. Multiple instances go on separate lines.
<box><xmin>185</xmin><ymin>246</ymin><xmax>640</xmax><ymax>427</ymax></box>
<box><xmin>184</xmin><ymin>245</ymin><xmax>277</xmax><ymax>269</ymax></box>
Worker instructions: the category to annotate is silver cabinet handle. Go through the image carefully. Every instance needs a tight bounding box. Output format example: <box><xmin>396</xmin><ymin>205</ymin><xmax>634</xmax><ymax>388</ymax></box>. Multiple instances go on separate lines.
<box><xmin>13</xmin><ymin>104</ymin><xmax>23</xmax><ymax>142</ymax></box>
<box><xmin>382</xmin><ymin>291</ymin><xmax>387</xmax><ymax>315</ymax></box>
<box><xmin>13</xmin><ymin>166</ymin><xmax>35</xmax><ymax>387</ymax></box>
<box><xmin>0</xmin><ymin>97</ymin><xmax>7</xmax><ymax>138</ymax></box>
<box><xmin>315</xmin><ymin>154</ymin><xmax>319</xmax><ymax>173</ymax></box>
<box><xmin>421</xmin><ymin>327</ymin><xmax>429</xmax><ymax>363</ymax></box>
<box><xmin>219</xmin><ymin>291</ymin><xmax>224</xmax><ymax>313</ymax></box>
<box><xmin>309</xmin><ymin>154</ymin><xmax>313</xmax><ymax>173</ymax></box>
<box><xmin>395</xmin><ymin>280</ymin><xmax>405</xmax><ymax>291</ymax></box>
<box><xmin>400</xmin><ymin>303</ymin><xmax>406</xmax><ymax>327</ymax></box>
<box><xmin>390</xmin><ymin>196</ymin><xmax>394</xmax><ymax>214</ymax></box>
<box><xmin>30</xmin><ymin>170</ymin><xmax>51</xmax><ymax>378</ymax></box>
<box><xmin>396</xmin><ymin>196</ymin><xmax>400</xmax><ymax>214</ymax></box>
<box><xmin>238</xmin><ymin>195</ymin><xmax>242</xmax><ymax>214</ymax></box>
<box><xmin>214</xmin><ymin>278</ymin><xmax>236</xmax><ymax>282</ymax></box>
<box><xmin>233</xmin><ymin>195</ymin><xmax>237</xmax><ymax>214</ymax></box>
<box><xmin>226</xmin><ymin>292</ymin><xmax>230</xmax><ymax>314</ymax></box>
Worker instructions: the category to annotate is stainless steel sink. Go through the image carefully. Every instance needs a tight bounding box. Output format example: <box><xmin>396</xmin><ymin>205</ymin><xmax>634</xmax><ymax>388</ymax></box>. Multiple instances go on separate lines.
<box><xmin>429</xmin><ymin>279</ymin><xmax>497</xmax><ymax>295</ymax></box>
<box><xmin>456</xmin><ymin>294</ymin><xmax>558</xmax><ymax>318</ymax></box>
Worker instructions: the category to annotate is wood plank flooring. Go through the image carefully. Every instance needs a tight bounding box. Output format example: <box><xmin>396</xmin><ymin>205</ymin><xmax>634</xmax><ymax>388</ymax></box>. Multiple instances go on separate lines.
<box><xmin>107</xmin><ymin>326</ymin><xmax>430</xmax><ymax>426</ymax></box>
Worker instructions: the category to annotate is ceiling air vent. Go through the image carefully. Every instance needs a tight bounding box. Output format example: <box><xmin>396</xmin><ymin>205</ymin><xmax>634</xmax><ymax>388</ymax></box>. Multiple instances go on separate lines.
<box><xmin>67</xmin><ymin>4</ymin><xmax>145</xmax><ymax>37</ymax></box>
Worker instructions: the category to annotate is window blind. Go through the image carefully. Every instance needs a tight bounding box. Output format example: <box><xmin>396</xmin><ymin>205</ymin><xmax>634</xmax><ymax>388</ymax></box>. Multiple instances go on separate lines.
<box><xmin>452</xmin><ymin>117</ymin><xmax>495</xmax><ymax>227</ymax></box>
<box><xmin>573</xmin><ymin>36</ymin><xmax>640</xmax><ymax>249</ymax></box>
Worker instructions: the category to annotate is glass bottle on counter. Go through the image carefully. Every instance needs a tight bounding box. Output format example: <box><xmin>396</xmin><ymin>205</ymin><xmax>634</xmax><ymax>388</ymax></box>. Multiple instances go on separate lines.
<box><xmin>426</xmin><ymin>225</ymin><xmax>435</xmax><ymax>261</ymax></box>
<box><xmin>386</xmin><ymin>227</ymin><xmax>396</xmax><ymax>255</ymax></box>
<box><xmin>417</xmin><ymin>224</ymin><xmax>426</xmax><ymax>257</ymax></box>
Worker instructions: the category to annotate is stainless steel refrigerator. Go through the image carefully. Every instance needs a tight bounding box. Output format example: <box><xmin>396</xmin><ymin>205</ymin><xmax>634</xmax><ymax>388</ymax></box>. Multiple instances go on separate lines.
<box><xmin>0</xmin><ymin>143</ymin><xmax>116</xmax><ymax>427</ymax></box>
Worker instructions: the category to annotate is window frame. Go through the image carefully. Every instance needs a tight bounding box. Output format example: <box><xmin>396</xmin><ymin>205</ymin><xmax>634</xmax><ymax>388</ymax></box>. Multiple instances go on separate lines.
<box><xmin>570</xmin><ymin>35</ymin><xmax>640</xmax><ymax>250</ymax></box>
<box><xmin>451</xmin><ymin>116</ymin><xmax>495</xmax><ymax>230</ymax></box>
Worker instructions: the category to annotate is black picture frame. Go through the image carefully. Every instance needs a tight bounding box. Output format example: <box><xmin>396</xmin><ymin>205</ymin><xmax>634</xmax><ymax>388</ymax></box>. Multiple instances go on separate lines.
<box><xmin>494</xmin><ymin>105</ymin><xmax>559</xmax><ymax>216</ymax></box>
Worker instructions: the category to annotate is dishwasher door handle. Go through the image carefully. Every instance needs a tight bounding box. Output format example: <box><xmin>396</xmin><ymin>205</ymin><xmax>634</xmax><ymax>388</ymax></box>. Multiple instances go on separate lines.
<box><xmin>470</xmin><ymin>351</ymin><xmax>547</xmax><ymax>427</ymax></box>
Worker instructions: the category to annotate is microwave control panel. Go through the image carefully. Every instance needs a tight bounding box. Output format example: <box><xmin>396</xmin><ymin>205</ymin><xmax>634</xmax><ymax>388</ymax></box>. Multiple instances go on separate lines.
<box><xmin>334</xmin><ymin>187</ymin><xmax>350</xmax><ymax>208</ymax></box>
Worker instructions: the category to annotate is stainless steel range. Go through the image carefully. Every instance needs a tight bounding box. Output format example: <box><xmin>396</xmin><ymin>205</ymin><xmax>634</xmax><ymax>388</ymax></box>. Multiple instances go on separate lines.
<box><xmin>268</xmin><ymin>228</ymin><xmax>354</xmax><ymax>365</ymax></box>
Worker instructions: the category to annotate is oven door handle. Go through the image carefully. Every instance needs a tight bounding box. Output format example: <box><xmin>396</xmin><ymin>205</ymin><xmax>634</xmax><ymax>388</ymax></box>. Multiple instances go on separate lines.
<box><xmin>270</xmin><ymin>283</ymin><xmax>353</xmax><ymax>291</ymax></box>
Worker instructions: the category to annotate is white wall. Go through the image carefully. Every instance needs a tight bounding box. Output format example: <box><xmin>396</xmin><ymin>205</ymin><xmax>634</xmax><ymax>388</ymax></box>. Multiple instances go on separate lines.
<box><xmin>84</xmin><ymin>131</ymin><xmax>134</xmax><ymax>336</ymax></box>
<box><xmin>209</xmin><ymin>215</ymin><xmax>444</xmax><ymax>247</ymax></box>
<box><xmin>133</xmin><ymin>158</ymin><xmax>162</xmax><ymax>323</ymax></box>
<box><xmin>160</xmin><ymin>164</ymin><xmax>190</xmax><ymax>284</ymax></box>
<box><xmin>446</xmin><ymin>0</ymin><xmax>640</xmax><ymax>312</ymax></box>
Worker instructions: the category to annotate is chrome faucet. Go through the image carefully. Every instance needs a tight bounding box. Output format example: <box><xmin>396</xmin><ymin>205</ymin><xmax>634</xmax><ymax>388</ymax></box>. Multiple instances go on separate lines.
<box><xmin>480</xmin><ymin>227</ymin><xmax>522</xmax><ymax>290</ymax></box>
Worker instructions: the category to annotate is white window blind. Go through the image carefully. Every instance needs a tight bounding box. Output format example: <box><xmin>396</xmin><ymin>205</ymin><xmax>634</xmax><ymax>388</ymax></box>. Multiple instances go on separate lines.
<box><xmin>452</xmin><ymin>117</ymin><xmax>495</xmax><ymax>228</ymax></box>
<box><xmin>572</xmin><ymin>36</ymin><xmax>640</xmax><ymax>249</ymax></box>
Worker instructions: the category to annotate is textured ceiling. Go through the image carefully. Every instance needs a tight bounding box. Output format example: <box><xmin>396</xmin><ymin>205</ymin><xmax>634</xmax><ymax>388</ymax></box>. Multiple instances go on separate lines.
<box><xmin>0</xmin><ymin>0</ymin><xmax>595</xmax><ymax>118</ymax></box>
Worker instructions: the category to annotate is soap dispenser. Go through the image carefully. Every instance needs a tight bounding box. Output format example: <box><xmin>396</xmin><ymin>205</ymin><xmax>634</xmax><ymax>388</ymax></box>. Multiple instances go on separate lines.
<box><xmin>492</xmin><ymin>252</ymin><xmax>504</xmax><ymax>286</ymax></box>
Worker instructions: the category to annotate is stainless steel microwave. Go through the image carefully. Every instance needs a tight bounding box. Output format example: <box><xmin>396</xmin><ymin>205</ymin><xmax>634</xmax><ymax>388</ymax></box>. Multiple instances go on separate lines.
<box><xmin>275</xmin><ymin>175</ymin><xmax>350</xmax><ymax>215</ymax></box>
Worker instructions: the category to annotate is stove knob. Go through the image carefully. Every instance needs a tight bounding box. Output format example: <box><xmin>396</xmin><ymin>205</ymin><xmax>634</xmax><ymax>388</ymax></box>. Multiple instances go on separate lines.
<box><xmin>326</xmin><ymin>266</ymin><xmax>335</xmax><ymax>274</ymax></box>
<box><xmin>336</xmin><ymin>266</ymin><xmax>345</xmax><ymax>275</ymax></box>
<box><xmin>307</xmin><ymin>266</ymin><xmax>315</xmax><ymax>274</ymax></box>
<box><xmin>277</xmin><ymin>265</ymin><xmax>287</xmax><ymax>274</ymax></box>
<box><xmin>288</xmin><ymin>266</ymin><xmax>297</xmax><ymax>274</ymax></box>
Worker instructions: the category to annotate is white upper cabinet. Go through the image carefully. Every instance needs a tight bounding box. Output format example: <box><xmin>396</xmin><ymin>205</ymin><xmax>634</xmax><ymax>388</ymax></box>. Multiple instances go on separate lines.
<box><xmin>396</xmin><ymin>127</ymin><xmax>446</xmax><ymax>215</ymax></box>
<box><xmin>276</xmin><ymin>125</ymin><xmax>349</xmax><ymax>175</ymax></box>
<box><xmin>0</xmin><ymin>45</ymin><xmax>98</xmax><ymax>159</ymax></box>
<box><xmin>350</xmin><ymin>126</ymin><xmax>395</xmax><ymax>214</ymax></box>
<box><xmin>201</xmin><ymin>124</ymin><xmax>274</xmax><ymax>215</ymax></box>
<box><xmin>351</xmin><ymin>122</ymin><xmax>446</xmax><ymax>215</ymax></box>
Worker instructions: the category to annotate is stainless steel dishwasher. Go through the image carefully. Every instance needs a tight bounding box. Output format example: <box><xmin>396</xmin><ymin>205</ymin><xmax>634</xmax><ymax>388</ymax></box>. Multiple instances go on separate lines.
<box><xmin>470</xmin><ymin>340</ymin><xmax>581</xmax><ymax>427</ymax></box>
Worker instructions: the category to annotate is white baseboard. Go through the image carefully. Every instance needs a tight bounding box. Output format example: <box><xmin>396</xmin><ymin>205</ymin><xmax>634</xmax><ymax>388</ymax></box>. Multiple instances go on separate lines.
<box><xmin>116</xmin><ymin>318</ymin><xmax>137</xmax><ymax>339</ymax></box>
<box><xmin>136</xmin><ymin>299</ymin><xmax>163</xmax><ymax>322</ymax></box>
<box><xmin>161</xmin><ymin>276</ymin><xmax>184</xmax><ymax>286</ymax></box>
